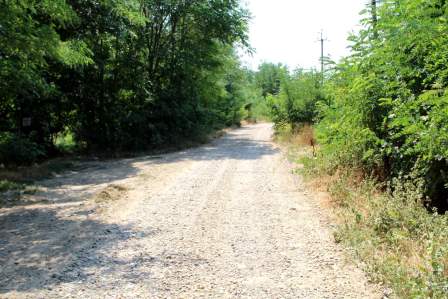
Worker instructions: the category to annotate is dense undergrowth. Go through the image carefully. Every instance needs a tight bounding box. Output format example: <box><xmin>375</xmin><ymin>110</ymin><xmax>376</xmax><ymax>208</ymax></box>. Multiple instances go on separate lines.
<box><xmin>303</xmin><ymin>156</ymin><xmax>448</xmax><ymax>298</ymax></box>
<box><xmin>277</xmin><ymin>125</ymin><xmax>448</xmax><ymax>298</ymax></box>
<box><xmin>0</xmin><ymin>0</ymin><xmax>264</xmax><ymax>168</ymax></box>
<box><xmin>267</xmin><ymin>1</ymin><xmax>448</xmax><ymax>291</ymax></box>
<box><xmin>266</xmin><ymin>1</ymin><xmax>448</xmax><ymax>291</ymax></box>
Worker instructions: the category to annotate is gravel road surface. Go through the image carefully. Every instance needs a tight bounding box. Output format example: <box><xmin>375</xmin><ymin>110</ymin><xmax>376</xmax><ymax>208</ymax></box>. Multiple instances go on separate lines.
<box><xmin>0</xmin><ymin>123</ymin><xmax>380</xmax><ymax>298</ymax></box>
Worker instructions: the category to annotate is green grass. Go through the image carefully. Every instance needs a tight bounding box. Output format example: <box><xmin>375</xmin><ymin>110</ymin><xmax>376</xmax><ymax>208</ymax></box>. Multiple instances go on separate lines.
<box><xmin>0</xmin><ymin>179</ymin><xmax>25</xmax><ymax>192</ymax></box>
<box><xmin>278</xmin><ymin>126</ymin><xmax>448</xmax><ymax>298</ymax></box>
<box><xmin>0</xmin><ymin>179</ymin><xmax>43</xmax><ymax>206</ymax></box>
<box><xmin>54</xmin><ymin>130</ymin><xmax>77</xmax><ymax>153</ymax></box>
<box><xmin>0</xmin><ymin>179</ymin><xmax>26</xmax><ymax>205</ymax></box>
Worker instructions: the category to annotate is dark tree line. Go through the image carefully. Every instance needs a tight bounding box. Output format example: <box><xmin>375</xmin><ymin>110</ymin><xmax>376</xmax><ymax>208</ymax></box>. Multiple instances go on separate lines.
<box><xmin>0</xmin><ymin>0</ymin><xmax>251</xmax><ymax>165</ymax></box>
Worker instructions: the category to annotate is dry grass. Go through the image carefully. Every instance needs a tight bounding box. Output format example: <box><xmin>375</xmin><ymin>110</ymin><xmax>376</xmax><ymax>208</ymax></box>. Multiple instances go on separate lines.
<box><xmin>305</xmin><ymin>169</ymin><xmax>448</xmax><ymax>298</ymax></box>
<box><xmin>0</xmin><ymin>159</ymin><xmax>77</xmax><ymax>183</ymax></box>
<box><xmin>294</xmin><ymin>124</ymin><xmax>316</xmax><ymax>148</ymax></box>
<box><xmin>276</xmin><ymin>125</ymin><xmax>448</xmax><ymax>298</ymax></box>
<box><xmin>275</xmin><ymin>123</ymin><xmax>315</xmax><ymax>146</ymax></box>
<box><xmin>93</xmin><ymin>184</ymin><xmax>128</xmax><ymax>203</ymax></box>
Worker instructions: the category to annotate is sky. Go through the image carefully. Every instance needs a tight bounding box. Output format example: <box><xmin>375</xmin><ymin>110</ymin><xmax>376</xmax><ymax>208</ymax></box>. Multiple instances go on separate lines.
<box><xmin>240</xmin><ymin>0</ymin><xmax>369</xmax><ymax>70</ymax></box>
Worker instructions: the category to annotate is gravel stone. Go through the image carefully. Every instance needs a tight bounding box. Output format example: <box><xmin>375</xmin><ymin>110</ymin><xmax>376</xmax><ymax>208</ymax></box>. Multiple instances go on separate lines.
<box><xmin>0</xmin><ymin>124</ymin><xmax>380</xmax><ymax>298</ymax></box>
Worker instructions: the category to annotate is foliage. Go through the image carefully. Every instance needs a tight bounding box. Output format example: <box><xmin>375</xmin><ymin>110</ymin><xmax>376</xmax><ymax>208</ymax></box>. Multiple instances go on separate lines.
<box><xmin>249</xmin><ymin>97</ymin><xmax>271</xmax><ymax>122</ymax></box>
<box><xmin>0</xmin><ymin>0</ymin><xmax>253</xmax><ymax>164</ymax></box>
<box><xmin>313</xmin><ymin>0</ymin><xmax>448</xmax><ymax>210</ymax></box>
<box><xmin>54</xmin><ymin>129</ymin><xmax>78</xmax><ymax>153</ymax></box>
<box><xmin>255</xmin><ymin>62</ymin><xmax>287</xmax><ymax>98</ymax></box>
<box><xmin>235</xmin><ymin>68</ymin><xmax>268</xmax><ymax>122</ymax></box>
<box><xmin>0</xmin><ymin>0</ymin><xmax>91</xmax><ymax>152</ymax></box>
<box><xmin>0</xmin><ymin>133</ymin><xmax>45</xmax><ymax>167</ymax></box>
<box><xmin>268</xmin><ymin>69</ymin><xmax>322</xmax><ymax>129</ymax></box>
<box><xmin>251</xmin><ymin>63</ymin><xmax>322</xmax><ymax>128</ymax></box>
<box><xmin>0</xmin><ymin>180</ymin><xmax>25</xmax><ymax>193</ymax></box>
<box><xmin>300</xmin><ymin>154</ymin><xmax>448</xmax><ymax>298</ymax></box>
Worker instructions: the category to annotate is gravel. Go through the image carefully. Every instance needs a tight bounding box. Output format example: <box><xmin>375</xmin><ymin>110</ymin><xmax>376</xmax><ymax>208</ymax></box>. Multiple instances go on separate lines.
<box><xmin>0</xmin><ymin>123</ymin><xmax>381</xmax><ymax>298</ymax></box>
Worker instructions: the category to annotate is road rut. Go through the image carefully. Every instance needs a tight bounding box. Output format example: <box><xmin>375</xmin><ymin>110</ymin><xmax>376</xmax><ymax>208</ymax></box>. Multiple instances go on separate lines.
<box><xmin>0</xmin><ymin>123</ymin><xmax>379</xmax><ymax>298</ymax></box>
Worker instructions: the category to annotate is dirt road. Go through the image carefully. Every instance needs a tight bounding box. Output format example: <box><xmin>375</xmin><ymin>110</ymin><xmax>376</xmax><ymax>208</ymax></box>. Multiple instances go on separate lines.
<box><xmin>0</xmin><ymin>123</ymin><xmax>379</xmax><ymax>298</ymax></box>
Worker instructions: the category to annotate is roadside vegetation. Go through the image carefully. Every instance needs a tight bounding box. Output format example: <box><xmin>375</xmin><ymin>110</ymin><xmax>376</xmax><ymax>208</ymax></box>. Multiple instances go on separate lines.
<box><xmin>0</xmin><ymin>0</ymin><xmax>273</xmax><ymax>191</ymax></box>
<box><xmin>0</xmin><ymin>0</ymin><xmax>267</xmax><ymax>169</ymax></box>
<box><xmin>263</xmin><ymin>1</ymin><xmax>448</xmax><ymax>297</ymax></box>
<box><xmin>2</xmin><ymin>0</ymin><xmax>447</xmax><ymax>296</ymax></box>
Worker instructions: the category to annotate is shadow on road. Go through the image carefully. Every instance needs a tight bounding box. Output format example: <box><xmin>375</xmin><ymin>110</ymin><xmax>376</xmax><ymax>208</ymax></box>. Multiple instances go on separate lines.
<box><xmin>0</xmin><ymin>125</ymin><xmax>274</xmax><ymax>294</ymax></box>
<box><xmin>4</xmin><ymin>125</ymin><xmax>278</xmax><ymax>207</ymax></box>
<box><xmin>0</xmin><ymin>206</ymin><xmax>159</xmax><ymax>293</ymax></box>
<box><xmin>147</xmin><ymin>126</ymin><xmax>279</xmax><ymax>164</ymax></box>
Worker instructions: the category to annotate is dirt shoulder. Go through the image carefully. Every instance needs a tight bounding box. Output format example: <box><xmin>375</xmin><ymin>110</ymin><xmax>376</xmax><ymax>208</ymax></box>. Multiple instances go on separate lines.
<box><xmin>0</xmin><ymin>124</ymin><xmax>381</xmax><ymax>298</ymax></box>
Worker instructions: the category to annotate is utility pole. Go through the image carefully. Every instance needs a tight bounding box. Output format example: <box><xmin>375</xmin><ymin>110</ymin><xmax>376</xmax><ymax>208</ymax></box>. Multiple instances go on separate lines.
<box><xmin>371</xmin><ymin>0</ymin><xmax>378</xmax><ymax>39</ymax></box>
<box><xmin>320</xmin><ymin>31</ymin><xmax>324</xmax><ymax>77</ymax></box>
<box><xmin>318</xmin><ymin>30</ymin><xmax>328</xmax><ymax>85</ymax></box>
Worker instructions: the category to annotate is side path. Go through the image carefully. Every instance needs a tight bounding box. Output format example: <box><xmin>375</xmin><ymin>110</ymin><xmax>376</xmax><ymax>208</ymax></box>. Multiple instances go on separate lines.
<box><xmin>0</xmin><ymin>123</ymin><xmax>381</xmax><ymax>298</ymax></box>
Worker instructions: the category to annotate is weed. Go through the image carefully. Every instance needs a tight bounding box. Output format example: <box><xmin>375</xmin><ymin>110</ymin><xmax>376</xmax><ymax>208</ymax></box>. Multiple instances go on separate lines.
<box><xmin>283</xmin><ymin>126</ymin><xmax>448</xmax><ymax>298</ymax></box>
<box><xmin>0</xmin><ymin>180</ymin><xmax>24</xmax><ymax>192</ymax></box>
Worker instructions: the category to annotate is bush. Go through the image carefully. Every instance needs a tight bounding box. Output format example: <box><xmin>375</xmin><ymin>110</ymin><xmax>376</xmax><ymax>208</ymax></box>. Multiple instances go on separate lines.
<box><xmin>0</xmin><ymin>133</ymin><xmax>45</xmax><ymax>167</ymax></box>
<box><xmin>54</xmin><ymin>130</ymin><xmax>78</xmax><ymax>153</ymax></box>
<box><xmin>299</xmin><ymin>154</ymin><xmax>448</xmax><ymax>298</ymax></box>
<box><xmin>311</xmin><ymin>0</ymin><xmax>448</xmax><ymax>210</ymax></box>
<box><xmin>267</xmin><ymin>70</ymin><xmax>322</xmax><ymax>128</ymax></box>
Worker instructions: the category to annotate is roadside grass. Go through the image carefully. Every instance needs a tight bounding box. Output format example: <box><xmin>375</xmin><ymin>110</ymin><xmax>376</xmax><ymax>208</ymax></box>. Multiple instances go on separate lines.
<box><xmin>0</xmin><ymin>179</ymin><xmax>25</xmax><ymax>192</ymax></box>
<box><xmin>0</xmin><ymin>126</ymin><xmax>232</xmax><ymax>206</ymax></box>
<box><xmin>277</xmin><ymin>125</ymin><xmax>448</xmax><ymax>299</ymax></box>
<box><xmin>0</xmin><ymin>159</ymin><xmax>79</xmax><ymax>206</ymax></box>
<box><xmin>274</xmin><ymin>123</ymin><xmax>315</xmax><ymax>146</ymax></box>
<box><xmin>0</xmin><ymin>179</ymin><xmax>43</xmax><ymax>206</ymax></box>
<box><xmin>0</xmin><ymin>159</ymin><xmax>77</xmax><ymax>183</ymax></box>
<box><xmin>274</xmin><ymin>123</ymin><xmax>316</xmax><ymax>164</ymax></box>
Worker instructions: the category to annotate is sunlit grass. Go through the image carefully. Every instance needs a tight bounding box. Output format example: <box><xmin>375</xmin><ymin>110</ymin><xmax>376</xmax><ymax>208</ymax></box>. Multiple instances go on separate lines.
<box><xmin>280</xmin><ymin>125</ymin><xmax>448</xmax><ymax>298</ymax></box>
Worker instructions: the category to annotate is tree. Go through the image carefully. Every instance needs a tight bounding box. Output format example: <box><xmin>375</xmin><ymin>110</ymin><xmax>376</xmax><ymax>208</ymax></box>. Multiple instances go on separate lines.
<box><xmin>0</xmin><ymin>0</ymin><xmax>91</xmax><ymax>153</ymax></box>
<box><xmin>315</xmin><ymin>0</ymin><xmax>448</xmax><ymax>210</ymax></box>
<box><xmin>255</xmin><ymin>63</ymin><xmax>287</xmax><ymax>98</ymax></box>
<box><xmin>0</xmin><ymin>0</ymin><xmax>251</xmax><ymax>163</ymax></box>
<box><xmin>267</xmin><ymin>69</ymin><xmax>322</xmax><ymax>129</ymax></box>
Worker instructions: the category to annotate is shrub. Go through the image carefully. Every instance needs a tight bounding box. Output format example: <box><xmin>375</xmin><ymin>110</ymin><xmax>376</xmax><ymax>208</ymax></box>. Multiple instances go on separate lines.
<box><xmin>54</xmin><ymin>129</ymin><xmax>77</xmax><ymax>153</ymax></box>
<box><xmin>0</xmin><ymin>132</ymin><xmax>45</xmax><ymax>167</ymax></box>
<box><xmin>300</xmin><ymin>154</ymin><xmax>448</xmax><ymax>298</ymax></box>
